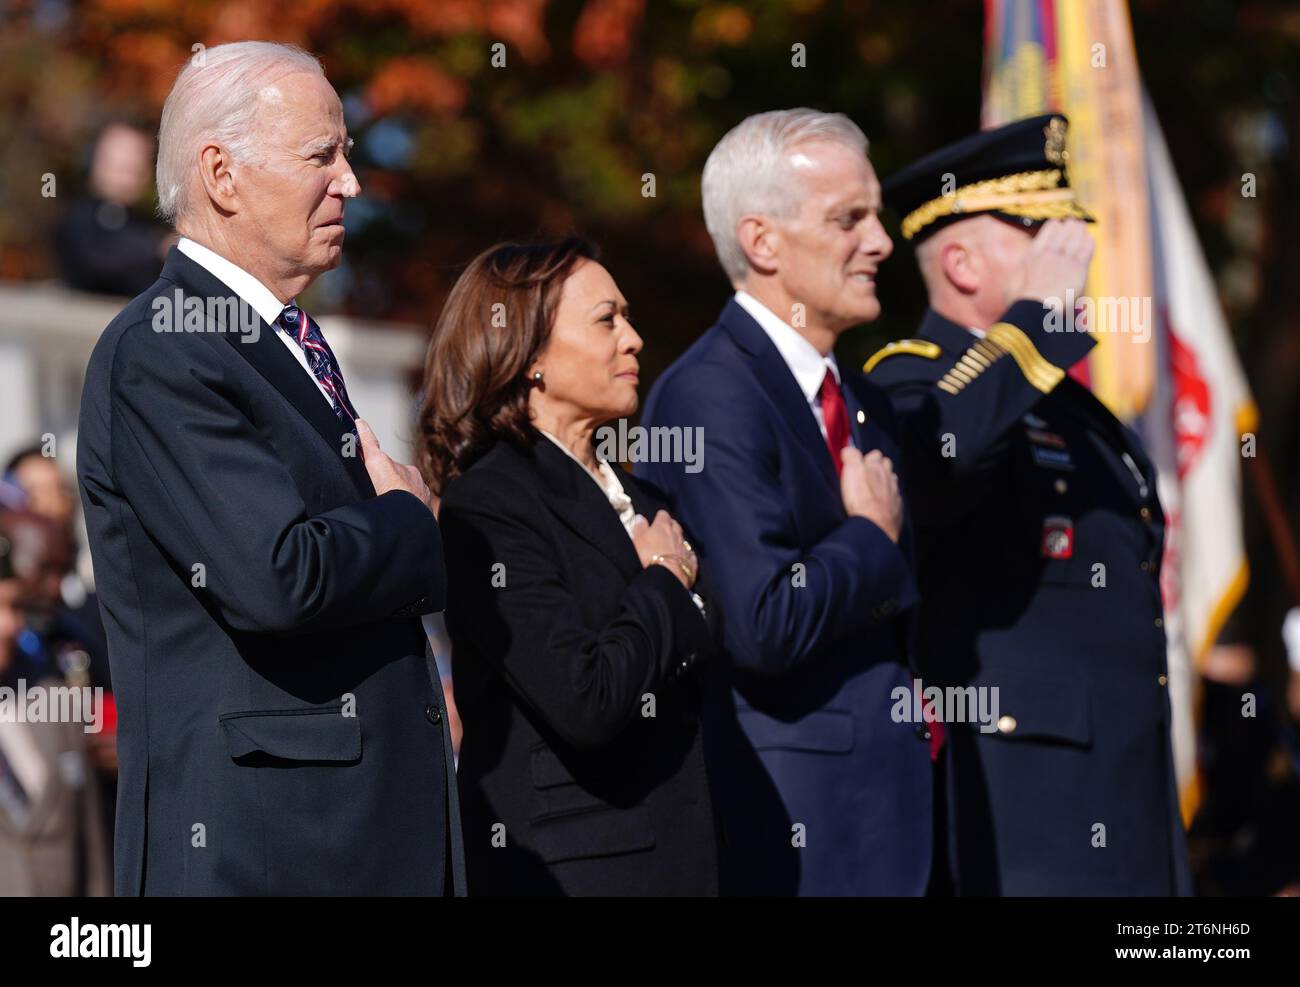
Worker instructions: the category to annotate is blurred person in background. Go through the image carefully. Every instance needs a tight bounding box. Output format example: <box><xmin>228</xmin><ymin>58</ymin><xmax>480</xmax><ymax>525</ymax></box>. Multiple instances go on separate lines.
<box><xmin>0</xmin><ymin>508</ymin><xmax>111</xmax><ymax>896</ymax></box>
<box><xmin>0</xmin><ymin>509</ymin><xmax>77</xmax><ymax>685</ymax></box>
<box><xmin>4</xmin><ymin>445</ymin><xmax>76</xmax><ymax>531</ymax></box>
<box><xmin>4</xmin><ymin>443</ymin><xmax>117</xmax><ymax>841</ymax></box>
<box><xmin>1190</xmin><ymin>631</ymin><xmax>1300</xmax><ymax>896</ymax></box>
<box><xmin>4</xmin><ymin>444</ymin><xmax>111</xmax><ymax>691</ymax></box>
<box><xmin>421</xmin><ymin>238</ymin><xmax>721</xmax><ymax>896</ymax></box>
<box><xmin>55</xmin><ymin>121</ymin><xmax>175</xmax><ymax>298</ymax></box>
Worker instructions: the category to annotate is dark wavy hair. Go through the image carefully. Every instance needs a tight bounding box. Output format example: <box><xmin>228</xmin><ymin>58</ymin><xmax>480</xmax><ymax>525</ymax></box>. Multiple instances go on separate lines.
<box><xmin>416</xmin><ymin>236</ymin><xmax>599</xmax><ymax>495</ymax></box>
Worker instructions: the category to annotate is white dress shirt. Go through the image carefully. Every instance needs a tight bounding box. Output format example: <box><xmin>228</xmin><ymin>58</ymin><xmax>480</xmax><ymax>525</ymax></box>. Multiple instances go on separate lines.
<box><xmin>176</xmin><ymin>237</ymin><xmax>335</xmax><ymax>407</ymax></box>
<box><xmin>734</xmin><ymin>290</ymin><xmax>846</xmax><ymax>442</ymax></box>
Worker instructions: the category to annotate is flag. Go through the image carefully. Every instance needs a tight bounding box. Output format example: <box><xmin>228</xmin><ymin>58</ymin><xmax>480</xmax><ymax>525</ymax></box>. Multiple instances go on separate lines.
<box><xmin>984</xmin><ymin>0</ymin><xmax>1155</xmax><ymax>418</ymax></box>
<box><xmin>1141</xmin><ymin>95</ymin><xmax>1256</xmax><ymax>818</ymax></box>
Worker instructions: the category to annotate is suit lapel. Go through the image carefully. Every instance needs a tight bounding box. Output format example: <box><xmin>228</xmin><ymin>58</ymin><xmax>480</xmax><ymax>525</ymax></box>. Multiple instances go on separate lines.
<box><xmin>220</xmin><ymin>323</ymin><xmax>375</xmax><ymax>498</ymax></box>
<box><xmin>622</xmin><ymin>472</ymin><xmax>662</xmax><ymax>521</ymax></box>
<box><xmin>840</xmin><ymin>377</ymin><xmax>866</xmax><ymax>449</ymax></box>
<box><xmin>718</xmin><ymin>300</ymin><xmax>839</xmax><ymax>495</ymax></box>
<box><xmin>158</xmin><ymin>249</ymin><xmax>375</xmax><ymax>499</ymax></box>
<box><xmin>840</xmin><ymin>372</ymin><xmax>888</xmax><ymax>453</ymax></box>
<box><xmin>534</xmin><ymin>439</ymin><xmax>643</xmax><ymax>580</ymax></box>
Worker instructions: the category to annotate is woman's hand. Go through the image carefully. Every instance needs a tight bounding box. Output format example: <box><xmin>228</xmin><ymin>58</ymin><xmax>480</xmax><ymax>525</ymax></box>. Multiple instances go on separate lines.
<box><xmin>630</xmin><ymin>509</ymin><xmax>698</xmax><ymax>590</ymax></box>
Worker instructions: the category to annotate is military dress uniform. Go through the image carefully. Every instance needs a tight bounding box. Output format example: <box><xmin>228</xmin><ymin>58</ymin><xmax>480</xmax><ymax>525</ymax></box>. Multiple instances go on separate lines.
<box><xmin>866</xmin><ymin>115</ymin><xmax>1193</xmax><ymax>895</ymax></box>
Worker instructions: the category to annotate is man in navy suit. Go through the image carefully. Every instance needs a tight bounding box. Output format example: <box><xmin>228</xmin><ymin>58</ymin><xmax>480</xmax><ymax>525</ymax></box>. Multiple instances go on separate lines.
<box><xmin>638</xmin><ymin>109</ymin><xmax>934</xmax><ymax>895</ymax></box>
<box><xmin>76</xmin><ymin>42</ymin><xmax>462</xmax><ymax>895</ymax></box>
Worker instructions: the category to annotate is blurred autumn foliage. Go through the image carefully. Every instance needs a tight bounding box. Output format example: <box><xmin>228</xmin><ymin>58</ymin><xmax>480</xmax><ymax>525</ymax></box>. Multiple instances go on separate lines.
<box><xmin>0</xmin><ymin>0</ymin><xmax>1296</xmax><ymax>388</ymax></box>
<box><xmin>0</xmin><ymin>0</ymin><xmax>989</xmax><ymax>372</ymax></box>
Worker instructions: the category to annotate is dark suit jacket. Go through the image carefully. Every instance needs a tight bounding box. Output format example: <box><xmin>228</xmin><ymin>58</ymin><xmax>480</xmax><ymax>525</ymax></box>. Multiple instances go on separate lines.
<box><xmin>76</xmin><ymin>247</ymin><xmax>463</xmax><ymax>895</ymax></box>
<box><xmin>637</xmin><ymin>299</ymin><xmax>933</xmax><ymax>896</ymax></box>
<box><xmin>439</xmin><ymin>437</ymin><xmax>720</xmax><ymax>896</ymax></box>
<box><xmin>867</xmin><ymin>303</ymin><xmax>1192</xmax><ymax>896</ymax></box>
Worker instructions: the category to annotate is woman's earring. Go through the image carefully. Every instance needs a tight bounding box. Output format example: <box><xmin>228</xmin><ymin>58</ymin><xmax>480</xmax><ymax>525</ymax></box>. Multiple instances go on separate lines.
<box><xmin>531</xmin><ymin>371</ymin><xmax>544</xmax><ymax>384</ymax></box>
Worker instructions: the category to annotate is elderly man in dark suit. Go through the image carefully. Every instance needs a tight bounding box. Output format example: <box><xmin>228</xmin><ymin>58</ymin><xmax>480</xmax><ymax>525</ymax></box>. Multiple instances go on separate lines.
<box><xmin>76</xmin><ymin>41</ymin><xmax>461</xmax><ymax>895</ymax></box>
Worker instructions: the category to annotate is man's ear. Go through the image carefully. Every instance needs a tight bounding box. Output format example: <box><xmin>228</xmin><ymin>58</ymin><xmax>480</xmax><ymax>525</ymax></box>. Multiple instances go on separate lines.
<box><xmin>196</xmin><ymin>141</ymin><xmax>238</xmax><ymax>214</ymax></box>
<box><xmin>940</xmin><ymin>238</ymin><xmax>980</xmax><ymax>295</ymax></box>
<box><xmin>736</xmin><ymin>215</ymin><xmax>780</xmax><ymax>278</ymax></box>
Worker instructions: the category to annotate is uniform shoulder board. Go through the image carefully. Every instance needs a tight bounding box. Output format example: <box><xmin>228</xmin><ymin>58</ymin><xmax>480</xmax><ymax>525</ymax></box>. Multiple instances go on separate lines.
<box><xmin>862</xmin><ymin>339</ymin><xmax>943</xmax><ymax>374</ymax></box>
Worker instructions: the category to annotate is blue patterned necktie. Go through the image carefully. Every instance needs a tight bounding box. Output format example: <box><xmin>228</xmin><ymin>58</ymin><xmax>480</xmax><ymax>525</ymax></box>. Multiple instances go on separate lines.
<box><xmin>276</xmin><ymin>303</ymin><xmax>358</xmax><ymax>422</ymax></box>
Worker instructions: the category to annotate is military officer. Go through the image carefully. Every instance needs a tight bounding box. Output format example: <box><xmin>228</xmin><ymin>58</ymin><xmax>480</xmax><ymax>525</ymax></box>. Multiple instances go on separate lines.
<box><xmin>866</xmin><ymin>114</ymin><xmax>1192</xmax><ymax>895</ymax></box>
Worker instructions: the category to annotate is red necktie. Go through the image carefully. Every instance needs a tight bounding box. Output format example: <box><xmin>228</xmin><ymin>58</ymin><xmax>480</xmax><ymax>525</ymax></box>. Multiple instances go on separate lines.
<box><xmin>819</xmin><ymin>371</ymin><xmax>946</xmax><ymax>759</ymax></box>
<box><xmin>922</xmin><ymin>689</ymin><xmax>945</xmax><ymax>761</ymax></box>
<box><xmin>818</xmin><ymin>368</ymin><xmax>852</xmax><ymax>476</ymax></box>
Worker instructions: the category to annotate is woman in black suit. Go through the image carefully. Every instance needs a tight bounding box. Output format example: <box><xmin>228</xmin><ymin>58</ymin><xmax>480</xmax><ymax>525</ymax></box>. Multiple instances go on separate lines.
<box><xmin>417</xmin><ymin>237</ymin><xmax>719</xmax><ymax>896</ymax></box>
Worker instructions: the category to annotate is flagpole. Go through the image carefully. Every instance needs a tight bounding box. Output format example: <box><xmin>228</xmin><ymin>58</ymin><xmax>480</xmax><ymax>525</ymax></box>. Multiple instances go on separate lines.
<box><xmin>1245</xmin><ymin>446</ymin><xmax>1300</xmax><ymax>609</ymax></box>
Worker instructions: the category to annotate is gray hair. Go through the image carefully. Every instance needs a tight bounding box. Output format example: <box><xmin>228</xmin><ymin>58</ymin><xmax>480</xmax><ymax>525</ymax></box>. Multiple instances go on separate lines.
<box><xmin>701</xmin><ymin>108</ymin><xmax>869</xmax><ymax>285</ymax></box>
<box><xmin>156</xmin><ymin>41</ymin><xmax>325</xmax><ymax>225</ymax></box>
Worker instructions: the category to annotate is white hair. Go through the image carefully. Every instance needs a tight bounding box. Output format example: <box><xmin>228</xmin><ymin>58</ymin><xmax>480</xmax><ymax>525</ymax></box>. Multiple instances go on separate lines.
<box><xmin>155</xmin><ymin>41</ymin><xmax>325</xmax><ymax>226</ymax></box>
<box><xmin>701</xmin><ymin>108</ymin><xmax>869</xmax><ymax>285</ymax></box>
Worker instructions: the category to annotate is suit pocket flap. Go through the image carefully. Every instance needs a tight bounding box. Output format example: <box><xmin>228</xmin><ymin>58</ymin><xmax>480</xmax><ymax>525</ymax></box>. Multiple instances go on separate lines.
<box><xmin>977</xmin><ymin>671</ymin><xmax>1090</xmax><ymax>747</ymax></box>
<box><xmin>220</xmin><ymin>707</ymin><xmax>361</xmax><ymax>763</ymax></box>
<box><xmin>736</xmin><ymin>707</ymin><xmax>855</xmax><ymax>753</ymax></box>
<box><xmin>530</xmin><ymin>805</ymin><xmax>656</xmax><ymax>864</ymax></box>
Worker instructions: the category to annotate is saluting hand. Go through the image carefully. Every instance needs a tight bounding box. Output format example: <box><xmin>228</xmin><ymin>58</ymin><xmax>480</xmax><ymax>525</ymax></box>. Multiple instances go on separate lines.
<box><xmin>1004</xmin><ymin>217</ymin><xmax>1096</xmax><ymax>309</ymax></box>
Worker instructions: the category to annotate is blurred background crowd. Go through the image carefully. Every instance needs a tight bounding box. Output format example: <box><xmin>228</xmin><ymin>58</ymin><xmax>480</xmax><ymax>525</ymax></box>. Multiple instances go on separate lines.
<box><xmin>0</xmin><ymin>0</ymin><xmax>1298</xmax><ymax>895</ymax></box>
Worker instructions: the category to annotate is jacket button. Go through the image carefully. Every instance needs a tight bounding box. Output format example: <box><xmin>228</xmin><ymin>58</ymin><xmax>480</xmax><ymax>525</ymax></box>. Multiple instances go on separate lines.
<box><xmin>1140</xmin><ymin>507</ymin><xmax>1152</xmax><ymax>521</ymax></box>
<box><xmin>425</xmin><ymin>703</ymin><xmax>442</xmax><ymax>725</ymax></box>
<box><xmin>996</xmin><ymin>715</ymin><xmax>1017</xmax><ymax>734</ymax></box>
<box><xmin>1158</xmin><ymin>674</ymin><xmax>1168</xmax><ymax>686</ymax></box>
<box><xmin>1154</xmin><ymin>617</ymin><xmax>1164</xmax><ymax>629</ymax></box>
<box><xmin>1140</xmin><ymin>560</ymin><xmax>1152</xmax><ymax>572</ymax></box>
